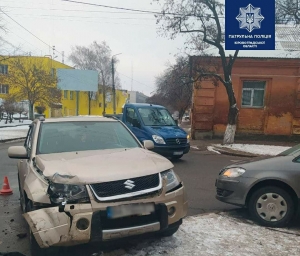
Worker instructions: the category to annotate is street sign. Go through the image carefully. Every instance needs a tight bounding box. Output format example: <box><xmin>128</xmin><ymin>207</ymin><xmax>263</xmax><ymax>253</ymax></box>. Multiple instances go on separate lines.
<box><xmin>225</xmin><ymin>0</ymin><xmax>275</xmax><ymax>50</ymax></box>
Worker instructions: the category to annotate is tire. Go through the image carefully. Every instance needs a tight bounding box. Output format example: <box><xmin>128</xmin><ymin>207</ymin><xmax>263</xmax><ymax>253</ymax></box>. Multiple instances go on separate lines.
<box><xmin>18</xmin><ymin>175</ymin><xmax>26</xmax><ymax>213</ymax></box>
<box><xmin>159</xmin><ymin>225</ymin><xmax>180</xmax><ymax>237</ymax></box>
<box><xmin>172</xmin><ymin>154</ymin><xmax>183</xmax><ymax>160</ymax></box>
<box><xmin>248</xmin><ymin>186</ymin><xmax>295</xmax><ymax>227</ymax></box>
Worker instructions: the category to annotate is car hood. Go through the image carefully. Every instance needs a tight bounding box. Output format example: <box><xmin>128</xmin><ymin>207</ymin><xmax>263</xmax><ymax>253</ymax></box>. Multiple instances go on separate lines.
<box><xmin>225</xmin><ymin>155</ymin><xmax>296</xmax><ymax>175</ymax></box>
<box><xmin>35</xmin><ymin>148</ymin><xmax>173</xmax><ymax>184</ymax></box>
<box><xmin>146</xmin><ymin>125</ymin><xmax>187</xmax><ymax>139</ymax></box>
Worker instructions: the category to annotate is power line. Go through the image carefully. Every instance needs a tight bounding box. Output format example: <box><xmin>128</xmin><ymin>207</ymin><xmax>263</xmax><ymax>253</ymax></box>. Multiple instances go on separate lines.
<box><xmin>0</xmin><ymin>8</ymin><xmax>63</xmax><ymax>56</ymax></box>
<box><xmin>62</xmin><ymin>0</ymin><xmax>162</xmax><ymax>15</ymax></box>
<box><xmin>6</xmin><ymin>15</ymin><xmax>155</xmax><ymax>26</ymax></box>
<box><xmin>117</xmin><ymin>72</ymin><xmax>155</xmax><ymax>89</ymax></box>
<box><xmin>10</xmin><ymin>13</ymin><xmax>155</xmax><ymax>20</ymax></box>
<box><xmin>0</xmin><ymin>5</ymin><xmax>154</xmax><ymax>15</ymax></box>
<box><xmin>61</xmin><ymin>0</ymin><xmax>227</xmax><ymax>19</ymax></box>
<box><xmin>6</xmin><ymin>28</ymin><xmax>45</xmax><ymax>53</ymax></box>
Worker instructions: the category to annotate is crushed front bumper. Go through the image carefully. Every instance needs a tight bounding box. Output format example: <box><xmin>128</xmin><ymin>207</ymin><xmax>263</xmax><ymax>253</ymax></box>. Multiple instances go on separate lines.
<box><xmin>24</xmin><ymin>184</ymin><xmax>187</xmax><ymax>248</ymax></box>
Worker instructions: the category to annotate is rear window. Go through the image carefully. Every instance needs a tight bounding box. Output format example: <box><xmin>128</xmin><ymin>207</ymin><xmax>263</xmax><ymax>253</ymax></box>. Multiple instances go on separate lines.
<box><xmin>37</xmin><ymin>121</ymin><xmax>140</xmax><ymax>154</ymax></box>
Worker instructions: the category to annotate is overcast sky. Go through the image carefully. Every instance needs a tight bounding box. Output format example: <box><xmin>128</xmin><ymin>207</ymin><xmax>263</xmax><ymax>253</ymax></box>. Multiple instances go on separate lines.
<box><xmin>0</xmin><ymin>0</ymin><xmax>190</xmax><ymax>96</ymax></box>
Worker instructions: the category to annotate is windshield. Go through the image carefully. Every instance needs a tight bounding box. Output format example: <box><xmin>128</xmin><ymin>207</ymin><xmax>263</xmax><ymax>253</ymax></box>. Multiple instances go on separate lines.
<box><xmin>37</xmin><ymin>121</ymin><xmax>140</xmax><ymax>154</ymax></box>
<box><xmin>277</xmin><ymin>144</ymin><xmax>300</xmax><ymax>156</ymax></box>
<box><xmin>138</xmin><ymin>107</ymin><xmax>176</xmax><ymax>126</ymax></box>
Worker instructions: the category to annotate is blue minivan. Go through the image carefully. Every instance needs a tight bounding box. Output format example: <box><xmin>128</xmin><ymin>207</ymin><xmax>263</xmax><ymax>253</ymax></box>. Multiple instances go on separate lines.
<box><xmin>116</xmin><ymin>103</ymin><xmax>190</xmax><ymax>159</ymax></box>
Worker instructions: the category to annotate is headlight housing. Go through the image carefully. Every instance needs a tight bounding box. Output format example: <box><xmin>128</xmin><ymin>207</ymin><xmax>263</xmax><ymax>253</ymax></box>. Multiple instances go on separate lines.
<box><xmin>221</xmin><ymin>167</ymin><xmax>246</xmax><ymax>178</ymax></box>
<box><xmin>152</xmin><ymin>135</ymin><xmax>166</xmax><ymax>144</ymax></box>
<box><xmin>47</xmin><ymin>183</ymin><xmax>90</xmax><ymax>204</ymax></box>
<box><xmin>161</xmin><ymin>169</ymin><xmax>180</xmax><ymax>192</ymax></box>
<box><xmin>187</xmin><ymin>134</ymin><xmax>190</xmax><ymax>143</ymax></box>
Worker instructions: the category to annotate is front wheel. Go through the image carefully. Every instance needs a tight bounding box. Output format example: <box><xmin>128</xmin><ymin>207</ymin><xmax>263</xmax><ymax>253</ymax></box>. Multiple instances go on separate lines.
<box><xmin>248</xmin><ymin>186</ymin><xmax>295</xmax><ymax>227</ymax></box>
<box><xmin>172</xmin><ymin>154</ymin><xmax>183</xmax><ymax>160</ymax></box>
<box><xmin>159</xmin><ymin>225</ymin><xmax>180</xmax><ymax>237</ymax></box>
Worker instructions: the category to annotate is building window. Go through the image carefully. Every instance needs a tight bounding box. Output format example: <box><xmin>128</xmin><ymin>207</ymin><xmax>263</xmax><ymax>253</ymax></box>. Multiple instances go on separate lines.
<box><xmin>0</xmin><ymin>65</ymin><xmax>8</xmax><ymax>74</ymax></box>
<box><xmin>99</xmin><ymin>103</ymin><xmax>102</xmax><ymax>107</ymax></box>
<box><xmin>64</xmin><ymin>90</ymin><xmax>68</xmax><ymax>99</ymax></box>
<box><xmin>70</xmin><ymin>91</ymin><xmax>74</xmax><ymax>100</ymax></box>
<box><xmin>0</xmin><ymin>84</ymin><xmax>9</xmax><ymax>94</ymax></box>
<box><xmin>242</xmin><ymin>81</ymin><xmax>265</xmax><ymax>108</ymax></box>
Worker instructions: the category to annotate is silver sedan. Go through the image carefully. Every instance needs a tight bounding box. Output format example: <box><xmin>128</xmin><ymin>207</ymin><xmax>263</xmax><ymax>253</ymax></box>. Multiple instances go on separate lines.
<box><xmin>215</xmin><ymin>145</ymin><xmax>300</xmax><ymax>227</ymax></box>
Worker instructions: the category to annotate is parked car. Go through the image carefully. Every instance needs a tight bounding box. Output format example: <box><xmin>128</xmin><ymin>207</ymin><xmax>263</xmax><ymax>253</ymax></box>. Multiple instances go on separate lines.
<box><xmin>109</xmin><ymin>103</ymin><xmax>190</xmax><ymax>159</ymax></box>
<box><xmin>8</xmin><ymin>116</ymin><xmax>188</xmax><ymax>256</ymax></box>
<box><xmin>215</xmin><ymin>144</ymin><xmax>300</xmax><ymax>227</ymax></box>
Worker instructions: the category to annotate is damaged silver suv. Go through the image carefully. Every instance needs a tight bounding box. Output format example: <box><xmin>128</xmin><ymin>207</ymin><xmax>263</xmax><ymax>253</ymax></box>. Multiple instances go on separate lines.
<box><xmin>8</xmin><ymin>116</ymin><xmax>187</xmax><ymax>256</ymax></box>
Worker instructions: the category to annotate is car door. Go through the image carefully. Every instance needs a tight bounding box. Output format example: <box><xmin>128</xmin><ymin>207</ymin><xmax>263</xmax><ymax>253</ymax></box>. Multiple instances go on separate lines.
<box><xmin>124</xmin><ymin>107</ymin><xmax>146</xmax><ymax>141</ymax></box>
<box><xmin>18</xmin><ymin>124</ymin><xmax>35</xmax><ymax>191</ymax></box>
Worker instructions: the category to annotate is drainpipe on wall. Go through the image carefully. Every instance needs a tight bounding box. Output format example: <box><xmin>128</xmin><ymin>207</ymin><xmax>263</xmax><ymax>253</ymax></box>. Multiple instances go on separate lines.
<box><xmin>76</xmin><ymin>91</ymin><xmax>79</xmax><ymax>116</ymax></box>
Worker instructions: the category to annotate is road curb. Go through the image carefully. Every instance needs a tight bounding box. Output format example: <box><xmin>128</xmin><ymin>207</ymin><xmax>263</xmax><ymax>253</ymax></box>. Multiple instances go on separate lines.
<box><xmin>211</xmin><ymin>146</ymin><xmax>258</xmax><ymax>158</ymax></box>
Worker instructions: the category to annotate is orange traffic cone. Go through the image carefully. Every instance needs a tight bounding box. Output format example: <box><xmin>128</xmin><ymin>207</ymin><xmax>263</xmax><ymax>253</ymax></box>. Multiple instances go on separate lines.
<box><xmin>0</xmin><ymin>176</ymin><xmax>13</xmax><ymax>195</ymax></box>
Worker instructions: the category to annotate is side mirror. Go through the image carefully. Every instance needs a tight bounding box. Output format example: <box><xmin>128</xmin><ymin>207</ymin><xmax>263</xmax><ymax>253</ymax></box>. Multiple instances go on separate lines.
<box><xmin>143</xmin><ymin>140</ymin><xmax>154</xmax><ymax>150</ymax></box>
<box><xmin>8</xmin><ymin>146</ymin><xmax>29</xmax><ymax>159</ymax></box>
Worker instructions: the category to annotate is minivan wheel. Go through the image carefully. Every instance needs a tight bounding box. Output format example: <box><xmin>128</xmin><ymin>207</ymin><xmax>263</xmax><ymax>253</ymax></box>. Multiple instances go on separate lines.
<box><xmin>248</xmin><ymin>186</ymin><xmax>295</xmax><ymax>227</ymax></box>
<box><xmin>172</xmin><ymin>154</ymin><xmax>183</xmax><ymax>160</ymax></box>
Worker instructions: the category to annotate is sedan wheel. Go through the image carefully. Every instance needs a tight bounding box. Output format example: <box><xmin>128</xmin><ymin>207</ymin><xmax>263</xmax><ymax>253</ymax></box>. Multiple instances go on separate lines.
<box><xmin>249</xmin><ymin>186</ymin><xmax>294</xmax><ymax>227</ymax></box>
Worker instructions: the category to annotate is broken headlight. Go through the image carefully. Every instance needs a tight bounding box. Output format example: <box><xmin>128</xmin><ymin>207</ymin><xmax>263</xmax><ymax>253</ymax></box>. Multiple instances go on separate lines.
<box><xmin>47</xmin><ymin>183</ymin><xmax>90</xmax><ymax>204</ymax></box>
<box><xmin>161</xmin><ymin>169</ymin><xmax>180</xmax><ymax>192</ymax></box>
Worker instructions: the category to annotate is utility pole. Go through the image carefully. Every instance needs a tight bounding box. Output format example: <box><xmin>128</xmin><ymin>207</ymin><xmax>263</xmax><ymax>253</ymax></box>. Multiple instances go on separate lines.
<box><xmin>111</xmin><ymin>53</ymin><xmax>122</xmax><ymax>114</ymax></box>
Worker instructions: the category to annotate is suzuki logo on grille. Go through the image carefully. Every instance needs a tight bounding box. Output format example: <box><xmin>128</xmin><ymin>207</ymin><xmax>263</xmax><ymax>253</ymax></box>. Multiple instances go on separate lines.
<box><xmin>124</xmin><ymin>180</ymin><xmax>135</xmax><ymax>190</ymax></box>
<box><xmin>176</xmin><ymin>138</ymin><xmax>181</xmax><ymax>144</ymax></box>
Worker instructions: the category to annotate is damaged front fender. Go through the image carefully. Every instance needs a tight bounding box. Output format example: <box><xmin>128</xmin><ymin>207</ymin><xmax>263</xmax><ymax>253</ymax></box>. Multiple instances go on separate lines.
<box><xmin>24</xmin><ymin>205</ymin><xmax>93</xmax><ymax>248</ymax></box>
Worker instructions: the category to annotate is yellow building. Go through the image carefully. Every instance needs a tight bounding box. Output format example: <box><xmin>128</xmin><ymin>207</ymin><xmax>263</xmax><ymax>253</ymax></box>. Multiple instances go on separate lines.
<box><xmin>0</xmin><ymin>56</ymin><xmax>128</xmax><ymax>118</ymax></box>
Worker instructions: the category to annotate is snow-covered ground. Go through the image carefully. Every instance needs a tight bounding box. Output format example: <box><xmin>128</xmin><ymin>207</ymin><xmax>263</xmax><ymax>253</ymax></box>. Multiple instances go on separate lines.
<box><xmin>0</xmin><ymin>121</ymin><xmax>30</xmax><ymax>141</ymax></box>
<box><xmin>0</xmin><ymin>129</ymin><xmax>28</xmax><ymax>141</ymax></box>
<box><xmin>101</xmin><ymin>213</ymin><xmax>300</xmax><ymax>256</ymax></box>
<box><xmin>0</xmin><ymin>119</ymin><xmax>32</xmax><ymax>127</ymax></box>
<box><xmin>212</xmin><ymin>144</ymin><xmax>291</xmax><ymax>156</ymax></box>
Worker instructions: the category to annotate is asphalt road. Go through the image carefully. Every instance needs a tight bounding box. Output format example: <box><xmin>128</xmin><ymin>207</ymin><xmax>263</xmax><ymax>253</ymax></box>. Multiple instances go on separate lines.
<box><xmin>0</xmin><ymin>141</ymin><xmax>243</xmax><ymax>255</ymax></box>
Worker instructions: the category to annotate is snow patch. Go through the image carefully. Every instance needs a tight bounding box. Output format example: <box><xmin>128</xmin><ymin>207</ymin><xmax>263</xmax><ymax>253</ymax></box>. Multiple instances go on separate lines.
<box><xmin>207</xmin><ymin>146</ymin><xmax>221</xmax><ymax>154</ymax></box>
<box><xmin>101</xmin><ymin>213</ymin><xmax>300</xmax><ymax>256</ymax></box>
<box><xmin>214</xmin><ymin>144</ymin><xmax>291</xmax><ymax>156</ymax></box>
<box><xmin>0</xmin><ymin>119</ymin><xmax>32</xmax><ymax>128</ymax></box>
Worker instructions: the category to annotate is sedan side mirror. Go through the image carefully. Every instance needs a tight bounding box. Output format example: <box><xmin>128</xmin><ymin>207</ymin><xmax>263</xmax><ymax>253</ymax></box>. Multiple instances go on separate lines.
<box><xmin>8</xmin><ymin>146</ymin><xmax>29</xmax><ymax>159</ymax></box>
<box><xmin>143</xmin><ymin>140</ymin><xmax>154</xmax><ymax>150</ymax></box>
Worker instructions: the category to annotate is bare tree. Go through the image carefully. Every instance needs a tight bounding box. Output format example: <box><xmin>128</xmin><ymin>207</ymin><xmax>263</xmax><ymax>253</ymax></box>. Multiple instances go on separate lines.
<box><xmin>69</xmin><ymin>41</ymin><xmax>121</xmax><ymax>115</ymax></box>
<box><xmin>148</xmin><ymin>56</ymin><xmax>192</xmax><ymax>120</ymax></box>
<box><xmin>0</xmin><ymin>101</ymin><xmax>4</xmax><ymax>121</ymax></box>
<box><xmin>155</xmin><ymin>0</ymin><xmax>239</xmax><ymax>144</ymax></box>
<box><xmin>276</xmin><ymin>0</ymin><xmax>300</xmax><ymax>24</ymax></box>
<box><xmin>2</xmin><ymin>95</ymin><xmax>16</xmax><ymax>124</ymax></box>
<box><xmin>7</xmin><ymin>58</ymin><xmax>61</xmax><ymax>120</ymax></box>
<box><xmin>15</xmin><ymin>103</ymin><xmax>26</xmax><ymax>123</ymax></box>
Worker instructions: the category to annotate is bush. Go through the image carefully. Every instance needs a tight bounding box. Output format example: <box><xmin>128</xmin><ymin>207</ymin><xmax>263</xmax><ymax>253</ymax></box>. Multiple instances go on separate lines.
<box><xmin>35</xmin><ymin>106</ymin><xmax>46</xmax><ymax>114</ymax></box>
